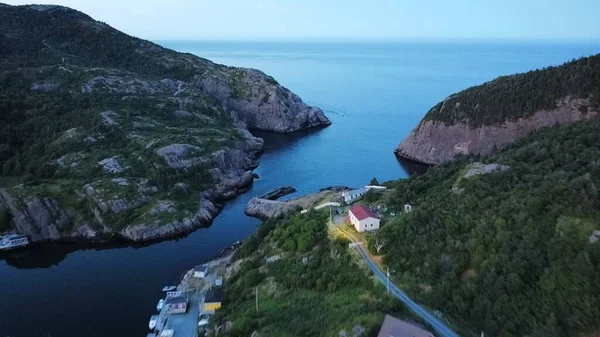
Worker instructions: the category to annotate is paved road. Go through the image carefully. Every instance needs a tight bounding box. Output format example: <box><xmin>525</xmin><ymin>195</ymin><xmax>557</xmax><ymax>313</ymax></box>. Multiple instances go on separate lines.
<box><xmin>337</xmin><ymin>225</ymin><xmax>459</xmax><ymax>337</ymax></box>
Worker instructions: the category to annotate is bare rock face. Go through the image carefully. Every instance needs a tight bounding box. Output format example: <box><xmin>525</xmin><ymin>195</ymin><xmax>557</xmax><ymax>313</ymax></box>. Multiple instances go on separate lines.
<box><xmin>395</xmin><ymin>97</ymin><xmax>598</xmax><ymax>164</ymax></box>
<box><xmin>197</xmin><ymin>68</ymin><xmax>331</xmax><ymax>132</ymax></box>
<box><xmin>0</xmin><ymin>190</ymin><xmax>98</xmax><ymax>241</ymax></box>
<box><xmin>245</xmin><ymin>189</ymin><xmax>335</xmax><ymax>220</ymax></box>
<box><xmin>245</xmin><ymin>198</ymin><xmax>286</xmax><ymax>220</ymax></box>
<box><xmin>463</xmin><ymin>162</ymin><xmax>510</xmax><ymax>179</ymax></box>
<box><xmin>120</xmin><ymin>195</ymin><xmax>220</xmax><ymax>241</ymax></box>
<box><xmin>157</xmin><ymin>144</ymin><xmax>205</xmax><ymax>169</ymax></box>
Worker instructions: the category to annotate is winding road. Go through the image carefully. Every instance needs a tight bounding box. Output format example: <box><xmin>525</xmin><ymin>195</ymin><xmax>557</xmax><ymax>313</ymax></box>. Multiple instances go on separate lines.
<box><xmin>336</xmin><ymin>223</ymin><xmax>460</xmax><ymax>337</ymax></box>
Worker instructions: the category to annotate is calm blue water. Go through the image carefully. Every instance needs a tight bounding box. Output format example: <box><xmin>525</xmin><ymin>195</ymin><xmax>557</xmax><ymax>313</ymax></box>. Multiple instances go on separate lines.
<box><xmin>1</xmin><ymin>41</ymin><xmax>598</xmax><ymax>337</ymax></box>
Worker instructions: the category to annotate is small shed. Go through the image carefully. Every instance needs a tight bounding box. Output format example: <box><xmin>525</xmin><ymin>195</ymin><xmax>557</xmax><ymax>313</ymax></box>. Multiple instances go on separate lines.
<box><xmin>215</xmin><ymin>276</ymin><xmax>223</xmax><ymax>287</ymax></box>
<box><xmin>403</xmin><ymin>204</ymin><xmax>412</xmax><ymax>213</ymax></box>
<box><xmin>203</xmin><ymin>289</ymin><xmax>224</xmax><ymax>313</ymax></box>
<box><xmin>193</xmin><ymin>265</ymin><xmax>208</xmax><ymax>278</ymax></box>
<box><xmin>166</xmin><ymin>296</ymin><xmax>188</xmax><ymax>315</ymax></box>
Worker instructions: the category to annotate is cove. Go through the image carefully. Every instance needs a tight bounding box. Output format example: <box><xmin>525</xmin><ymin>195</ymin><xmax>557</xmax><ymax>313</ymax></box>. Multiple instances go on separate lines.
<box><xmin>1</xmin><ymin>41</ymin><xmax>598</xmax><ymax>337</ymax></box>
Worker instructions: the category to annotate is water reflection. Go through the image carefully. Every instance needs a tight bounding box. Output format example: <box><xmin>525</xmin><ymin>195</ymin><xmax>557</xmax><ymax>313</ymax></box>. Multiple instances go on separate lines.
<box><xmin>395</xmin><ymin>155</ymin><xmax>431</xmax><ymax>177</ymax></box>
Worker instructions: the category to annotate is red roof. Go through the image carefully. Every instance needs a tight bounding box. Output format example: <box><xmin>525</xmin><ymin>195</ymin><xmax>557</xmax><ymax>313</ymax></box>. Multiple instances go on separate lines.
<box><xmin>349</xmin><ymin>204</ymin><xmax>379</xmax><ymax>221</ymax></box>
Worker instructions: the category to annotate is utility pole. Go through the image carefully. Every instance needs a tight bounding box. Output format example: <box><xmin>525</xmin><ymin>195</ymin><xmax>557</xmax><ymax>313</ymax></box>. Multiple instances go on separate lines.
<box><xmin>386</xmin><ymin>267</ymin><xmax>390</xmax><ymax>294</ymax></box>
<box><xmin>255</xmin><ymin>286</ymin><xmax>259</xmax><ymax>312</ymax></box>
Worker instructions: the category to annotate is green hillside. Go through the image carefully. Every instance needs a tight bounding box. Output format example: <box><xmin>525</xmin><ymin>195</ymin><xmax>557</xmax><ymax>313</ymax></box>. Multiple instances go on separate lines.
<box><xmin>0</xmin><ymin>4</ymin><xmax>327</xmax><ymax>241</ymax></box>
<box><xmin>378</xmin><ymin>120</ymin><xmax>600</xmax><ymax>336</ymax></box>
<box><xmin>219</xmin><ymin>120</ymin><xmax>600</xmax><ymax>337</ymax></box>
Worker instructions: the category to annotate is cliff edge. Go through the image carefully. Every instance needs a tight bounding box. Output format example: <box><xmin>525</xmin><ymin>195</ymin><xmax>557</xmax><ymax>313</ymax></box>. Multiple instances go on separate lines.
<box><xmin>395</xmin><ymin>54</ymin><xmax>600</xmax><ymax>164</ymax></box>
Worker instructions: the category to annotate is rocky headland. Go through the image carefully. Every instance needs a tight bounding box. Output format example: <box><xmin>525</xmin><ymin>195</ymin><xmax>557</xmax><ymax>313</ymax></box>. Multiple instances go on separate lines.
<box><xmin>0</xmin><ymin>4</ymin><xmax>330</xmax><ymax>243</ymax></box>
<box><xmin>395</xmin><ymin>55</ymin><xmax>600</xmax><ymax>164</ymax></box>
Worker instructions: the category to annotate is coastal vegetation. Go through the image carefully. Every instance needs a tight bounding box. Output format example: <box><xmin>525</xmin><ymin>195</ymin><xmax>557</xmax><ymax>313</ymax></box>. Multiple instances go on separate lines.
<box><xmin>222</xmin><ymin>120</ymin><xmax>600</xmax><ymax>337</ymax></box>
<box><xmin>423</xmin><ymin>54</ymin><xmax>600</xmax><ymax>126</ymax></box>
<box><xmin>0</xmin><ymin>4</ymin><xmax>328</xmax><ymax>242</ymax></box>
<box><xmin>378</xmin><ymin>120</ymin><xmax>600</xmax><ymax>336</ymax></box>
<box><xmin>213</xmin><ymin>211</ymin><xmax>425</xmax><ymax>336</ymax></box>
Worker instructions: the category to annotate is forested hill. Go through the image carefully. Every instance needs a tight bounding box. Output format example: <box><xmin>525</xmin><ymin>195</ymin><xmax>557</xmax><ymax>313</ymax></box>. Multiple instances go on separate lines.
<box><xmin>0</xmin><ymin>4</ymin><xmax>210</xmax><ymax>78</ymax></box>
<box><xmin>423</xmin><ymin>54</ymin><xmax>600</xmax><ymax>127</ymax></box>
<box><xmin>395</xmin><ymin>53</ymin><xmax>600</xmax><ymax>164</ymax></box>
<box><xmin>0</xmin><ymin>4</ymin><xmax>329</xmax><ymax>243</ymax></box>
<box><xmin>380</xmin><ymin>120</ymin><xmax>600</xmax><ymax>336</ymax></box>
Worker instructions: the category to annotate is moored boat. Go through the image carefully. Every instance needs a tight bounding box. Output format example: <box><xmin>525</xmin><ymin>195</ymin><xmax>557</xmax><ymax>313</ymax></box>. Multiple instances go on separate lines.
<box><xmin>149</xmin><ymin>315</ymin><xmax>158</xmax><ymax>330</ymax></box>
<box><xmin>161</xmin><ymin>285</ymin><xmax>176</xmax><ymax>292</ymax></box>
<box><xmin>156</xmin><ymin>299</ymin><xmax>164</xmax><ymax>311</ymax></box>
<box><xmin>0</xmin><ymin>234</ymin><xmax>29</xmax><ymax>251</ymax></box>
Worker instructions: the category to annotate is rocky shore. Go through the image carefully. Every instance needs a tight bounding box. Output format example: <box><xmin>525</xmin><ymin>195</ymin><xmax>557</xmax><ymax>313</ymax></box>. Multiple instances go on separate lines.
<box><xmin>245</xmin><ymin>186</ymin><xmax>345</xmax><ymax>220</ymax></box>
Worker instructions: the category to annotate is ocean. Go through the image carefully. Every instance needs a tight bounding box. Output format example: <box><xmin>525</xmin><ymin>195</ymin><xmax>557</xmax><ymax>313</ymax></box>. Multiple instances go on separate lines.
<box><xmin>1</xmin><ymin>40</ymin><xmax>598</xmax><ymax>337</ymax></box>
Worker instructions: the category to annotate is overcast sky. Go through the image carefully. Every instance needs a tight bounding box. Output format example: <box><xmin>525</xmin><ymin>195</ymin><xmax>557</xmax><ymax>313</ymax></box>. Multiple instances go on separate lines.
<box><xmin>5</xmin><ymin>0</ymin><xmax>600</xmax><ymax>41</ymax></box>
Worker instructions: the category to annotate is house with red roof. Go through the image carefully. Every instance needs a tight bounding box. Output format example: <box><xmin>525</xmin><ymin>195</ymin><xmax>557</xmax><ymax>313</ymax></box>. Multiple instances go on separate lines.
<box><xmin>349</xmin><ymin>204</ymin><xmax>380</xmax><ymax>232</ymax></box>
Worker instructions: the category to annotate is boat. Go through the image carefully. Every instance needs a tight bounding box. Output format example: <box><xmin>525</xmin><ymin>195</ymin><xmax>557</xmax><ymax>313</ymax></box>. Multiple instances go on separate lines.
<box><xmin>161</xmin><ymin>285</ymin><xmax>177</xmax><ymax>292</ymax></box>
<box><xmin>149</xmin><ymin>315</ymin><xmax>159</xmax><ymax>330</ymax></box>
<box><xmin>0</xmin><ymin>234</ymin><xmax>29</xmax><ymax>251</ymax></box>
<box><xmin>156</xmin><ymin>299</ymin><xmax>164</xmax><ymax>311</ymax></box>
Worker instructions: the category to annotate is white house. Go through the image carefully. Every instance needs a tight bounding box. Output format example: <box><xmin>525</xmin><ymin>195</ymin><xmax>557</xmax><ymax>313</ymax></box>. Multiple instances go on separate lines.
<box><xmin>193</xmin><ymin>265</ymin><xmax>208</xmax><ymax>278</ymax></box>
<box><xmin>349</xmin><ymin>204</ymin><xmax>380</xmax><ymax>232</ymax></box>
<box><xmin>342</xmin><ymin>187</ymin><xmax>367</xmax><ymax>204</ymax></box>
<box><xmin>403</xmin><ymin>204</ymin><xmax>412</xmax><ymax>213</ymax></box>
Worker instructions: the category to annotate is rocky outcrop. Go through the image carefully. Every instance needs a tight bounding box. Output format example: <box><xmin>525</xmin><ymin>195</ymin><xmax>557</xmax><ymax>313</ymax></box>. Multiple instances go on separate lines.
<box><xmin>245</xmin><ymin>198</ymin><xmax>287</xmax><ymax>220</ymax></box>
<box><xmin>259</xmin><ymin>186</ymin><xmax>296</xmax><ymax>200</ymax></box>
<box><xmin>395</xmin><ymin>97</ymin><xmax>598</xmax><ymax>164</ymax></box>
<box><xmin>462</xmin><ymin>162</ymin><xmax>510</xmax><ymax>179</ymax></box>
<box><xmin>120</xmin><ymin>195</ymin><xmax>220</xmax><ymax>241</ymax></box>
<box><xmin>157</xmin><ymin>144</ymin><xmax>205</xmax><ymax>169</ymax></box>
<box><xmin>0</xmin><ymin>190</ymin><xmax>87</xmax><ymax>241</ymax></box>
<box><xmin>0</xmin><ymin>131</ymin><xmax>264</xmax><ymax>243</ymax></box>
<box><xmin>245</xmin><ymin>189</ymin><xmax>336</xmax><ymax>220</ymax></box>
<box><xmin>197</xmin><ymin>68</ymin><xmax>331</xmax><ymax>132</ymax></box>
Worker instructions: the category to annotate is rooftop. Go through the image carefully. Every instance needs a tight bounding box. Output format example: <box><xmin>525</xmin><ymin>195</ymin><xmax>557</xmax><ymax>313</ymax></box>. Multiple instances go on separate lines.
<box><xmin>194</xmin><ymin>265</ymin><xmax>208</xmax><ymax>272</ymax></box>
<box><xmin>205</xmin><ymin>289</ymin><xmax>223</xmax><ymax>303</ymax></box>
<box><xmin>165</xmin><ymin>296</ymin><xmax>188</xmax><ymax>305</ymax></box>
<box><xmin>377</xmin><ymin>315</ymin><xmax>434</xmax><ymax>337</ymax></box>
<box><xmin>343</xmin><ymin>187</ymin><xmax>367</xmax><ymax>198</ymax></box>
<box><xmin>349</xmin><ymin>204</ymin><xmax>379</xmax><ymax>221</ymax></box>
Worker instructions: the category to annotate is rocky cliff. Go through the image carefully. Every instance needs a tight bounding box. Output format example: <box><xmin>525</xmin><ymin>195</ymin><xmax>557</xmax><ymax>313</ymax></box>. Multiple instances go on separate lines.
<box><xmin>396</xmin><ymin>97</ymin><xmax>598</xmax><ymax>164</ymax></box>
<box><xmin>395</xmin><ymin>54</ymin><xmax>600</xmax><ymax>164</ymax></box>
<box><xmin>0</xmin><ymin>4</ymin><xmax>330</xmax><ymax>243</ymax></box>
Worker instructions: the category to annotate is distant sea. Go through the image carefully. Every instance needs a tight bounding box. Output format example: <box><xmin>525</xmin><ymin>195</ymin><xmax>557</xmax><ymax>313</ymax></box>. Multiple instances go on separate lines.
<box><xmin>1</xmin><ymin>40</ymin><xmax>598</xmax><ymax>337</ymax></box>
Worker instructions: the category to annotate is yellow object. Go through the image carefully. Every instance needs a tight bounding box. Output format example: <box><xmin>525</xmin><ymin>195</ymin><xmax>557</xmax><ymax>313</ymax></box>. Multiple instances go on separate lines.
<box><xmin>204</xmin><ymin>302</ymin><xmax>222</xmax><ymax>311</ymax></box>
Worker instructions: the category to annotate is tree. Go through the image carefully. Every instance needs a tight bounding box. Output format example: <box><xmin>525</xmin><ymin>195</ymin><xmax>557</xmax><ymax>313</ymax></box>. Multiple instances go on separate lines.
<box><xmin>369</xmin><ymin>177</ymin><xmax>379</xmax><ymax>185</ymax></box>
<box><xmin>374</xmin><ymin>236</ymin><xmax>386</xmax><ymax>254</ymax></box>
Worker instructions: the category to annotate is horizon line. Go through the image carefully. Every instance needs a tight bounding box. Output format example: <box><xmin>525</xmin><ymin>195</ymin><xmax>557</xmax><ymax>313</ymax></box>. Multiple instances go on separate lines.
<box><xmin>151</xmin><ymin>37</ymin><xmax>600</xmax><ymax>44</ymax></box>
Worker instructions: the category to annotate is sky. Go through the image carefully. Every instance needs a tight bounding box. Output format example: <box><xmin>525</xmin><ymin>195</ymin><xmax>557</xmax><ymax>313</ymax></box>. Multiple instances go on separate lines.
<box><xmin>4</xmin><ymin>0</ymin><xmax>600</xmax><ymax>41</ymax></box>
